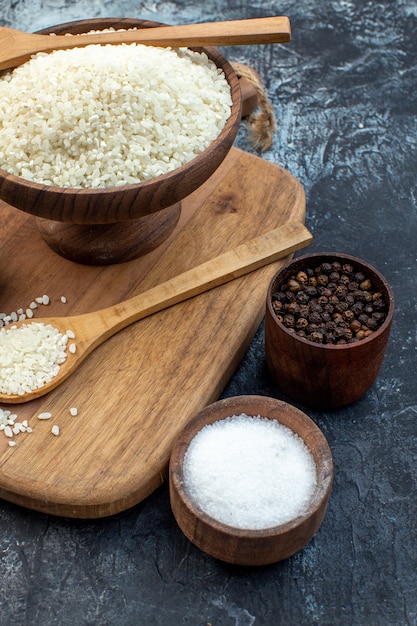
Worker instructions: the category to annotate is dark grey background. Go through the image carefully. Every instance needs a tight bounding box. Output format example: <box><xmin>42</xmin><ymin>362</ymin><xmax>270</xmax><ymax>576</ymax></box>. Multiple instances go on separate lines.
<box><xmin>1</xmin><ymin>1</ymin><xmax>416</xmax><ymax>624</ymax></box>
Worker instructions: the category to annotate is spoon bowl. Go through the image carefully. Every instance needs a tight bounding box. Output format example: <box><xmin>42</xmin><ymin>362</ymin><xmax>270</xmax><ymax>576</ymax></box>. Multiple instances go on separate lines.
<box><xmin>0</xmin><ymin>222</ymin><xmax>312</xmax><ymax>404</ymax></box>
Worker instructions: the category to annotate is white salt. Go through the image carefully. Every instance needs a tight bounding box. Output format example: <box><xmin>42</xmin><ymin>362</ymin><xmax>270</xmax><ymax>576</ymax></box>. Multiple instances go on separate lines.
<box><xmin>183</xmin><ymin>413</ymin><xmax>317</xmax><ymax>530</ymax></box>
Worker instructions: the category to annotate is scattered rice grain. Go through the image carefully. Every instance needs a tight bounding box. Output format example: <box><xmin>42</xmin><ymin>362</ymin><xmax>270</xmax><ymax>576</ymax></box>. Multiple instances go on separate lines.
<box><xmin>51</xmin><ymin>425</ymin><xmax>60</xmax><ymax>436</ymax></box>
<box><xmin>38</xmin><ymin>412</ymin><xmax>52</xmax><ymax>420</ymax></box>
<box><xmin>1</xmin><ymin>408</ymin><xmax>33</xmax><ymax>444</ymax></box>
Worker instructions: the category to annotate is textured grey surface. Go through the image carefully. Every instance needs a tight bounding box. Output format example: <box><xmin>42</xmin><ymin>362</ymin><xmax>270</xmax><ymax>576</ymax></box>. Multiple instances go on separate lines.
<box><xmin>1</xmin><ymin>1</ymin><xmax>416</xmax><ymax>625</ymax></box>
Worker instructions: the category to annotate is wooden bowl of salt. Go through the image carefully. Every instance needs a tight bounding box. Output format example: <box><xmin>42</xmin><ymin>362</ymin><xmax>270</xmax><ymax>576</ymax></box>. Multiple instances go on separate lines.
<box><xmin>169</xmin><ymin>395</ymin><xmax>333</xmax><ymax>566</ymax></box>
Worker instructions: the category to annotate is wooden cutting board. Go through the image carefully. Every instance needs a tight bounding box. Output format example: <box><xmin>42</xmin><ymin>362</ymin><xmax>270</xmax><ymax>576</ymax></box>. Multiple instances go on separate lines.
<box><xmin>0</xmin><ymin>148</ymin><xmax>308</xmax><ymax>518</ymax></box>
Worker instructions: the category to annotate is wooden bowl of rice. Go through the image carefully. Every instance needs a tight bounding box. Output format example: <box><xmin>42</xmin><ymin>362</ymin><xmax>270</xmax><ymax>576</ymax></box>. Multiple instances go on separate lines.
<box><xmin>169</xmin><ymin>395</ymin><xmax>333</xmax><ymax>566</ymax></box>
<box><xmin>0</xmin><ymin>18</ymin><xmax>242</xmax><ymax>263</ymax></box>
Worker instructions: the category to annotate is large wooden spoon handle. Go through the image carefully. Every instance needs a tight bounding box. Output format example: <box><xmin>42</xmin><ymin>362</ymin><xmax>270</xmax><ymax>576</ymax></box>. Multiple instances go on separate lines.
<box><xmin>0</xmin><ymin>222</ymin><xmax>311</xmax><ymax>405</ymax></box>
<box><xmin>0</xmin><ymin>17</ymin><xmax>291</xmax><ymax>70</ymax></box>
<box><xmin>80</xmin><ymin>221</ymin><xmax>312</xmax><ymax>344</ymax></box>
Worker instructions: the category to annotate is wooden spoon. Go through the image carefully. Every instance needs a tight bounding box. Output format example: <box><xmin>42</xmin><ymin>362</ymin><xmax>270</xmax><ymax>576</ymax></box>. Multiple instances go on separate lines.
<box><xmin>0</xmin><ymin>16</ymin><xmax>291</xmax><ymax>71</ymax></box>
<box><xmin>0</xmin><ymin>221</ymin><xmax>311</xmax><ymax>404</ymax></box>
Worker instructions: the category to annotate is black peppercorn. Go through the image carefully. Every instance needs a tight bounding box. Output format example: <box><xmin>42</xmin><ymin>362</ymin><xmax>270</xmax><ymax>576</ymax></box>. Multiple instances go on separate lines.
<box><xmin>273</xmin><ymin>291</ymin><xmax>287</xmax><ymax>304</ymax></box>
<box><xmin>334</xmin><ymin>326</ymin><xmax>347</xmax><ymax>339</ymax></box>
<box><xmin>348</xmin><ymin>281</ymin><xmax>359</xmax><ymax>291</ymax></box>
<box><xmin>287</xmin><ymin>301</ymin><xmax>301</xmax><ymax>316</ymax></box>
<box><xmin>316</xmin><ymin>274</ymin><xmax>329</xmax><ymax>286</ymax></box>
<box><xmin>335</xmin><ymin>301</ymin><xmax>349</xmax><ymax>313</ymax></box>
<box><xmin>358</xmin><ymin>314</ymin><xmax>370</xmax><ymax>326</ymax></box>
<box><xmin>305</xmin><ymin>285</ymin><xmax>318</xmax><ymax>298</ymax></box>
<box><xmin>342</xmin><ymin>263</ymin><xmax>354</xmax><ymax>275</ymax></box>
<box><xmin>271</xmin><ymin>260</ymin><xmax>387</xmax><ymax>345</ymax></box>
<box><xmin>296</xmin><ymin>271</ymin><xmax>308</xmax><ymax>284</ymax></box>
<box><xmin>296</xmin><ymin>317</ymin><xmax>309</xmax><ymax>330</ymax></box>
<box><xmin>321</xmin><ymin>262</ymin><xmax>333</xmax><ymax>275</ymax></box>
<box><xmin>366</xmin><ymin>317</ymin><xmax>379</xmax><ymax>330</ymax></box>
<box><xmin>283</xmin><ymin>314</ymin><xmax>296</xmax><ymax>328</ymax></box>
<box><xmin>350</xmin><ymin>319</ymin><xmax>362</xmax><ymax>334</ymax></box>
<box><xmin>288</xmin><ymin>279</ymin><xmax>301</xmax><ymax>292</ymax></box>
<box><xmin>309</xmin><ymin>311</ymin><xmax>322</xmax><ymax>325</ymax></box>
<box><xmin>318</xmin><ymin>287</ymin><xmax>332</xmax><ymax>298</ymax></box>
<box><xmin>360</xmin><ymin>279</ymin><xmax>372</xmax><ymax>291</ymax></box>
<box><xmin>309</xmin><ymin>331</ymin><xmax>324</xmax><ymax>343</ymax></box>
<box><xmin>373</xmin><ymin>298</ymin><xmax>386</xmax><ymax>311</ymax></box>
<box><xmin>372</xmin><ymin>311</ymin><xmax>386</xmax><ymax>323</ymax></box>
<box><xmin>343</xmin><ymin>310</ymin><xmax>355</xmax><ymax>323</ymax></box>
<box><xmin>335</xmin><ymin>285</ymin><xmax>348</xmax><ymax>299</ymax></box>
<box><xmin>351</xmin><ymin>302</ymin><xmax>364</xmax><ymax>316</ymax></box>
<box><xmin>309</xmin><ymin>301</ymin><xmax>323</xmax><ymax>313</ymax></box>
<box><xmin>296</xmin><ymin>291</ymin><xmax>310</xmax><ymax>305</ymax></box>
<box><xmin>285</xmin><ymin>290</ymin><xmax>296</xmax><ymax>303</ymax></box>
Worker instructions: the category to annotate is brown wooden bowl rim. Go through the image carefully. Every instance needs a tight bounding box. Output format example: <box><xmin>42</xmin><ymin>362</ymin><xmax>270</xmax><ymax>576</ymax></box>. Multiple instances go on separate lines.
<box><xmin>266</xmin><ymin>251</ymin><xmax>395</xmax><ymax>350</ymax></box>
<box><xmin>169</xmin><ymin>395</ymin><xmax>333</xmax><ymax>540</ymax></box>
<box><xmin>0</xmin><ymin>17</ymin><xmax>241</xmax><ymax>197</ymax></box>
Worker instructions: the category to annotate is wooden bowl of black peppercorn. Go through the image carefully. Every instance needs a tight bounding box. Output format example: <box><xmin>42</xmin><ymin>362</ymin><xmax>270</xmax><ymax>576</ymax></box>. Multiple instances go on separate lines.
<box><xmin>265</xmin><ymin>252</ymin><xmax>394</xmax><ymax>410</ymax></box>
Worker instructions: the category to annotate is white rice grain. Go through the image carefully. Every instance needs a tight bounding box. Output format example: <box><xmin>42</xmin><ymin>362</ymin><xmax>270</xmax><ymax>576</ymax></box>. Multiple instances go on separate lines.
<box><xmin>0</xmin><ymin>322</ymin><xmax>68</xmax><ymax>396</ymax></box>
<box><xmin>0</xmin><ymin>43</ymin><xmax>232</xmax><ymax>189</ymax></box>
<box><xmin>38</xmin><ymin>412</ymin><xmax>52</xmax><ymax>420</ymax></box>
